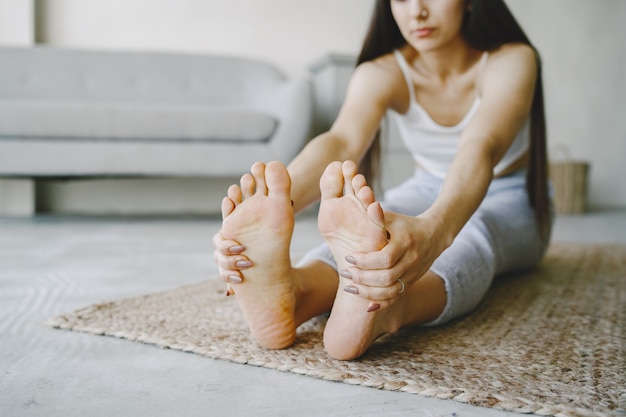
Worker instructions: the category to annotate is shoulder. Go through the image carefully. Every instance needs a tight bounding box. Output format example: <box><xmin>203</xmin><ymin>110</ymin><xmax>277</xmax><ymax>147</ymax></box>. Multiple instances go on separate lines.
<box><xmin>480</xmin><ymin>43</ymin><xmax>537</xmax><ymax>95</ymax></box>
<box><xmin>348</xmin><ymin>51</ymin><xmax>409</xmax><ymax>111</ymax></box>
<box><xmin>484</xmin><ymin>43</ymin><xmax>537</xmax><ymax>78</ymax></box>
<box><xmin>352</xmin><ymin>52</ymin><xmax>402</xmax><ymax>86</ymax></box>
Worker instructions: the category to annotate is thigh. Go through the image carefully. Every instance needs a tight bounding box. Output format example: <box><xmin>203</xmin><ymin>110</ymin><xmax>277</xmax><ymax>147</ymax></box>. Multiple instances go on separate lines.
<box><xmin>427</xmin><ymin>173</ymin><xmax>552</xmax><ymax>325</ymax></box>
<box><xmin>381</xmin><ymin>169</ymin><xmax>440</xmax><ymax>216</ymax></box>
<box><xmin>476</xmin><ymin>175</ymin><xmax>552</xmax><ymax>274</ymax></box>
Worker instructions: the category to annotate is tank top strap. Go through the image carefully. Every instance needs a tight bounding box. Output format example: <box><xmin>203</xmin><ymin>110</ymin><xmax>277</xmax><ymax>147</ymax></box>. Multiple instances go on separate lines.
<box><xmin>393</xmin><ymin>50</ymin><xmax>416</xmax><ymax>103</ymax></box>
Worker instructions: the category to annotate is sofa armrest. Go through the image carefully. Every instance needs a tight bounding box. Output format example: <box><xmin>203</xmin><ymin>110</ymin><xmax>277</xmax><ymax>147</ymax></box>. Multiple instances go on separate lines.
<box><xmin>259</xmin><ymin>78</ymin><xmax>313</xmax><ymax>165</ymax></box>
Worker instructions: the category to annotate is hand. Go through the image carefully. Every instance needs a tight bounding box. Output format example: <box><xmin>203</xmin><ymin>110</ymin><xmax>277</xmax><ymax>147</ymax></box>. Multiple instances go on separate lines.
<box><xmin>212</xmin><ymin>230</ymin><xmax>253</xmax><ymax>288</ymax></box>
<box><xmin>339</xmin><ymin>211</ymin><xmax>446</xmax><ymax>310</ymax></box>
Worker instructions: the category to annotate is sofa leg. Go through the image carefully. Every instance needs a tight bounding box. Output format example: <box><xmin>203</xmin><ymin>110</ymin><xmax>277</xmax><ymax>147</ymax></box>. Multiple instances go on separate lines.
<box><xmin>0</xmin><ymin>178</ymin><xmax>35</xmax><ymax>216</ymax></box>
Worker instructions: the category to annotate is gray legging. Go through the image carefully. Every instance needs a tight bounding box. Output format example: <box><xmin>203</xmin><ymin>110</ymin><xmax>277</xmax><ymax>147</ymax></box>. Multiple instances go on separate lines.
<box><xmin>298</xmin><ymin>168</ymin><xmax>553</xmax><ymax>326</ymax></box>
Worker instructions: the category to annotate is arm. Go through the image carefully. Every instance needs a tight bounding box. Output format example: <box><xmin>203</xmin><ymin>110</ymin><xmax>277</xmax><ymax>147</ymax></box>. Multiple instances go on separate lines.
<box><xmin>347</xmin><ymin>44</ymin><xmax>538</xmax><ymax>304</ymax></box>
<box><xmin>423</xmin><ymin>44</ymin><xmax>537</xmax><ymax>243</ymax></box>
<box><xmin>213</xmin><ymin>56</ymin><xmax>403</xmax><ymax>279</ymax></box>
<box><xmin>288</xmin><ymin>59</ymin><xmax>401</xmax><ymax>214</ymax></box>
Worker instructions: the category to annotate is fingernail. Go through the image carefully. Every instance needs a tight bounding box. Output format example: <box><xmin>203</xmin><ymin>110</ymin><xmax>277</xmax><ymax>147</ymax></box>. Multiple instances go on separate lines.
<box><xmin>229</xmin><ymin>245</ymin><xmax>245</xmax><ymax>254</ymax></box>
<box><xmin>343</xmin><ymin>285</ymin><xmax>359</xmax><ymax>295</ymax></box>
<box><xmin>228</xmin><ymin>274</ymin><xmax>243</xmax><ymax>284</ymax></box>
<box><xmin>235</xmin><ymin>260</ymin><xmax>253</xmax><ymax>268</ymax></box>
<box><xmin>367</xmin><ymin>303</ymin><xmax>381</xmax><ymax>313</ymax></box>
<box><xmin>345</xmin><ymin>256</ymin><xmax>356</xmax><ymax>265</ymax></box>
<box><xmin>339</xmin><ymin>270</ymin><xmax>352</xmax><ymax>280</ymax></box>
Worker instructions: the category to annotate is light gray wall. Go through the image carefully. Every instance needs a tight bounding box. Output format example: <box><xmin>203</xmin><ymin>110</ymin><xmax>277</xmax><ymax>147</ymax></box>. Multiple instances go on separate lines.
<box><xmin>2</xmin><ymin>0</ymin><xmax>624</xmax><ymax>208</ymax></box>
<box><xmin>505</xmin><ymin>0</ymin><xmax>626</xmax><ymax>208</ymax></box>
<box><xmin>0</xmin><ymin>0</ymin><xmax>33</xmax><ymax>45</ymax></box>
<box><xmin>32</xmin><ymin>0</ymin><xmax>375</xmax><ymax>79</ymax></box>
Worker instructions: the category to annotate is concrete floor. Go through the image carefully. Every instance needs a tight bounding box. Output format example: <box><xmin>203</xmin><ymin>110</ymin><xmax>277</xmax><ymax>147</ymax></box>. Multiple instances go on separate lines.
<box><xmin>1</xmin><ymin>209</ymin><xmax>625</xmax><ymax>417</ymax></box>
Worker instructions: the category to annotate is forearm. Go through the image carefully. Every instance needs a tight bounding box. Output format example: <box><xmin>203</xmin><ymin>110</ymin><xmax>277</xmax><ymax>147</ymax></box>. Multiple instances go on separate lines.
<box><xmin>287</xmin><ymin>132</ymin><xmax>358</xmax><ymax>214</ymax></box>
<box><xmin>421</xmin><ymin>146</ymin><xmax>494</xmax><ymax>251</ymax></box>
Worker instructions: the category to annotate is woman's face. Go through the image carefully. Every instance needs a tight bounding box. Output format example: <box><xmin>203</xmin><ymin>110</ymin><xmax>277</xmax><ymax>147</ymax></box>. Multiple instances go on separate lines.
<box><xmin>390</xmin><ymin>0</ymin><xmax>468</xmax><ymax>52</ymax></box>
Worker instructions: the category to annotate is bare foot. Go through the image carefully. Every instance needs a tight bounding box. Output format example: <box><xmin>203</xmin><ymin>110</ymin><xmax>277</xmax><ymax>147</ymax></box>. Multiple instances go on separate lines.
<box><xmin>318</xmin><ymin>161</ymin><xmax>394</xmax><ymax>360</ymax></box>
<box><xmin>221</xmin><ymin>161</ymin><xmax>297</xmax><ymax>349</ymax></box>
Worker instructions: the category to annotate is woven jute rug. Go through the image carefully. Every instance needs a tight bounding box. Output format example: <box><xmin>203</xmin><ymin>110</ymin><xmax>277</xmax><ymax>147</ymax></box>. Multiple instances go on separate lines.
<box><xmin>48</xmin><ymin>243</ymin><xmax>625</xmax><ymax>417</ymax></box>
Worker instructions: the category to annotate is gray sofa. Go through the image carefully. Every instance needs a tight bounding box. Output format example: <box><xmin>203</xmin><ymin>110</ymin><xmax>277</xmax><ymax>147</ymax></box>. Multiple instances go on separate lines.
<box><xmin>0</xmin><ymin>46</ymin><xmax>312</xmax><ymax>178</ymax></box>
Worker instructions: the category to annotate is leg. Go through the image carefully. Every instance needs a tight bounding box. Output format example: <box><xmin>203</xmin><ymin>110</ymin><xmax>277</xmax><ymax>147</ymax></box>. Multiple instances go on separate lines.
<box><xmin>428</xmin><ymin>173</ymin><xmax>551</xmax><ymax>326</ymax></box>
<box><xmin>318</xmin><ymin>161</ymin><xmax>447</xmax><ymax>360</ymax></box>
<box><xmin>220</xmin><ymin>161</ymin><xmax>338</xmax><ymax>349</ymax></box>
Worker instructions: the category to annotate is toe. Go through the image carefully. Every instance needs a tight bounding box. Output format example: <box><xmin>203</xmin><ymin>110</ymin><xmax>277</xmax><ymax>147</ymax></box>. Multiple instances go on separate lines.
<box><xmin>367</xmin><ymin>201</ymin><xmax>386</xmax><ymax>231</ymax></box>
<box><xmin>240</xmin><ymin>173</ymin><xmax>255</xmax><ymax>199</ymax></box>
<box><xmin>265</xmin><ymin>161</ymin><xmax>292</xmax><ymax>199</ymax></box>
<box><xmin>221</xmin><ymin>196</ymin><xmax>236</xmax><ymax>220</ymax></box>
<box><xmin>320</xmin><ymin>161</ymin><xmax>345</xmax><ymax>200</ymax></box>
<box><xmin>341</xmin><ymin>161</ymin><xmax>359</xmax><ymax>195</ymax></box>
<box><xmin>251</xmin><ymin>162</ymin><xmax>268</xmax><ymax>195</ymax></box>
<box><xmin>227</xmin><ymin>184</ymin><xmax>243</xmax><ymax>204</ymax></box>
<box><xmin>352</xmin><ymin>173</ymin><xmax>367</xmax><ymax>194</ymax></box>
<box><xmin>356</xmin><ymin>184</ymin><xmax>376</xmax><ymax>207</ymax></box>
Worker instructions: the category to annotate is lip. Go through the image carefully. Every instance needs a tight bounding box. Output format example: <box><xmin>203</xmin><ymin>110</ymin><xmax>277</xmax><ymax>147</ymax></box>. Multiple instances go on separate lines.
<box><xmin>413</xmin><ymin>27</ymin><xmax>434</xmax><ymax>38</ymax></box>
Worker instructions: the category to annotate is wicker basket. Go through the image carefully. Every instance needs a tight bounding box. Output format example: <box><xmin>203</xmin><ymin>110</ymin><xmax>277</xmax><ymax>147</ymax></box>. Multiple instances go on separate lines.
<box><xmin>549</xmin><ymin>146</ymin><xmax>590</xmax><ymax>214</ymax></box>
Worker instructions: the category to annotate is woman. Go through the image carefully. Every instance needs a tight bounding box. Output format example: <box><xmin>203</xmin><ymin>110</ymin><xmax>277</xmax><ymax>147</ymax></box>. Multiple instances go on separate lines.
<box><xmin>213</xmin><ymin>0</ymin><xmax>552</xmax><ymax>361</ymax></box>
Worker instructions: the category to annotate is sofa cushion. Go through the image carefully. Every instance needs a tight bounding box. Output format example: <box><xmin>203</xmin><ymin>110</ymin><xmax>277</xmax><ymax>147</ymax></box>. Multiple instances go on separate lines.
<box><xmin>0</xmin><ymin>100</ymin><xmax>277</xmax><ymax>142</ymax></box>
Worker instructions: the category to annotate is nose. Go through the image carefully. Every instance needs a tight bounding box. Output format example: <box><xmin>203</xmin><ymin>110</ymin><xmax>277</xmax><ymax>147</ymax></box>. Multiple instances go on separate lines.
<box><xmin>409</xmin><ymin>0</ymin><xmax>428</xmax><ymax>19</ymax></box>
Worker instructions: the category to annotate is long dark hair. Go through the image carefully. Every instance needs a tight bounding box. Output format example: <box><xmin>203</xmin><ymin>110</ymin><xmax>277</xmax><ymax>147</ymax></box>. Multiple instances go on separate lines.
<box><xmin>356</xmin><ymin>0</ymin><xmax>551</xmax><ymax>240</ymax></box>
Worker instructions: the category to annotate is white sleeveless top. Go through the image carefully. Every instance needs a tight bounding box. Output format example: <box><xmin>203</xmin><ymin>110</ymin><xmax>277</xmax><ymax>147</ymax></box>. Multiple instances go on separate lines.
<box><xmin>388</xmin><ymin>50</ymin><xmax>530</xmax><ymax>179</ymax></box>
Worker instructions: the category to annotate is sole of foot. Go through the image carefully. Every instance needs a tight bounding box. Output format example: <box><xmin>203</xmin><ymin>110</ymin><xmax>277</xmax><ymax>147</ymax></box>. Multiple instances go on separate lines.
<box><xmin>221</xmin><ymin>161</ymin><xmax>297</xmax><ymax>349</ymax></box>
<box><xmin>318</xmin><ymin>161</ymin><xmax>391</xmax><ymax>360</ymax></box>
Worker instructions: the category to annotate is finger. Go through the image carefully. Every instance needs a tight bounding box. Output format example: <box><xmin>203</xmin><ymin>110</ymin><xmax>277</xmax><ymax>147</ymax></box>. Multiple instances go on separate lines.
<box><xmin>214</xmin><ymin>250</ymin><xmax>253</xmax><ymax>270</ymax></box>
<box><xmin>366</xmin><ymin>299</ymin><xmax>395</xmax><ymax>313</ymax></box>
<box><xmin>218</xmin><ymin>267</ymin><xmax>244</xmax><ymax>284</ymax></box>
<box><xmin>338</xmin><ymin>266</ymin><xmax>398</xmax><ymax>288</ymax></box>
<box><xmin>212</xmin><ymin>232</ymin><xmax>245</xmax><ymax>255</ymax></box>
<box><xmin>347</xmin><ymin>246</ymin><xmax>398</xmax><ymax>270</ymax></box>
<box><xmin>341</xmin><ymin>281</ymin><xmax>402</xmax><ymax>303</ymax></box>
<box><xmin>225</xmin><ymin>283</ymin><xmax>235</xmax><ymax>297</ymax></box>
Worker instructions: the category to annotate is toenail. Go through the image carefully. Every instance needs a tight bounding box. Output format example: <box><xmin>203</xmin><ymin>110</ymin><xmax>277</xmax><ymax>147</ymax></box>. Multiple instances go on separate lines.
<box><xmin>345</xmin><ymin>256</ymin><xmax>357</xmax><ymax>265</ymax></box>
<box><xmin>235</xmin><ymin>260</ymin><xmax>253</xmax><ymax>268</ymax></box>
<box><xmin>343</xmin><ymin>285</ymin><xmax>359</xmax><ymax>295</ymax></box>
<box><xmin>339</xmin><ymin>270</ymin><xmax>353</xmax><ymax>280</ymax></box>
<box><xmin>228</xmin><ymin>274</ymin><xmax>243</xmax><ymax>283</ymax></box>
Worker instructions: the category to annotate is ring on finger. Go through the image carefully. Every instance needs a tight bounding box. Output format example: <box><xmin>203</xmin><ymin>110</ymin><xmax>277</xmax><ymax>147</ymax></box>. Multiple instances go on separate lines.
<box><xmin>397</xmin><ymin>278</ymin><xmax>405</xmax><ymax>294</ymax></box>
